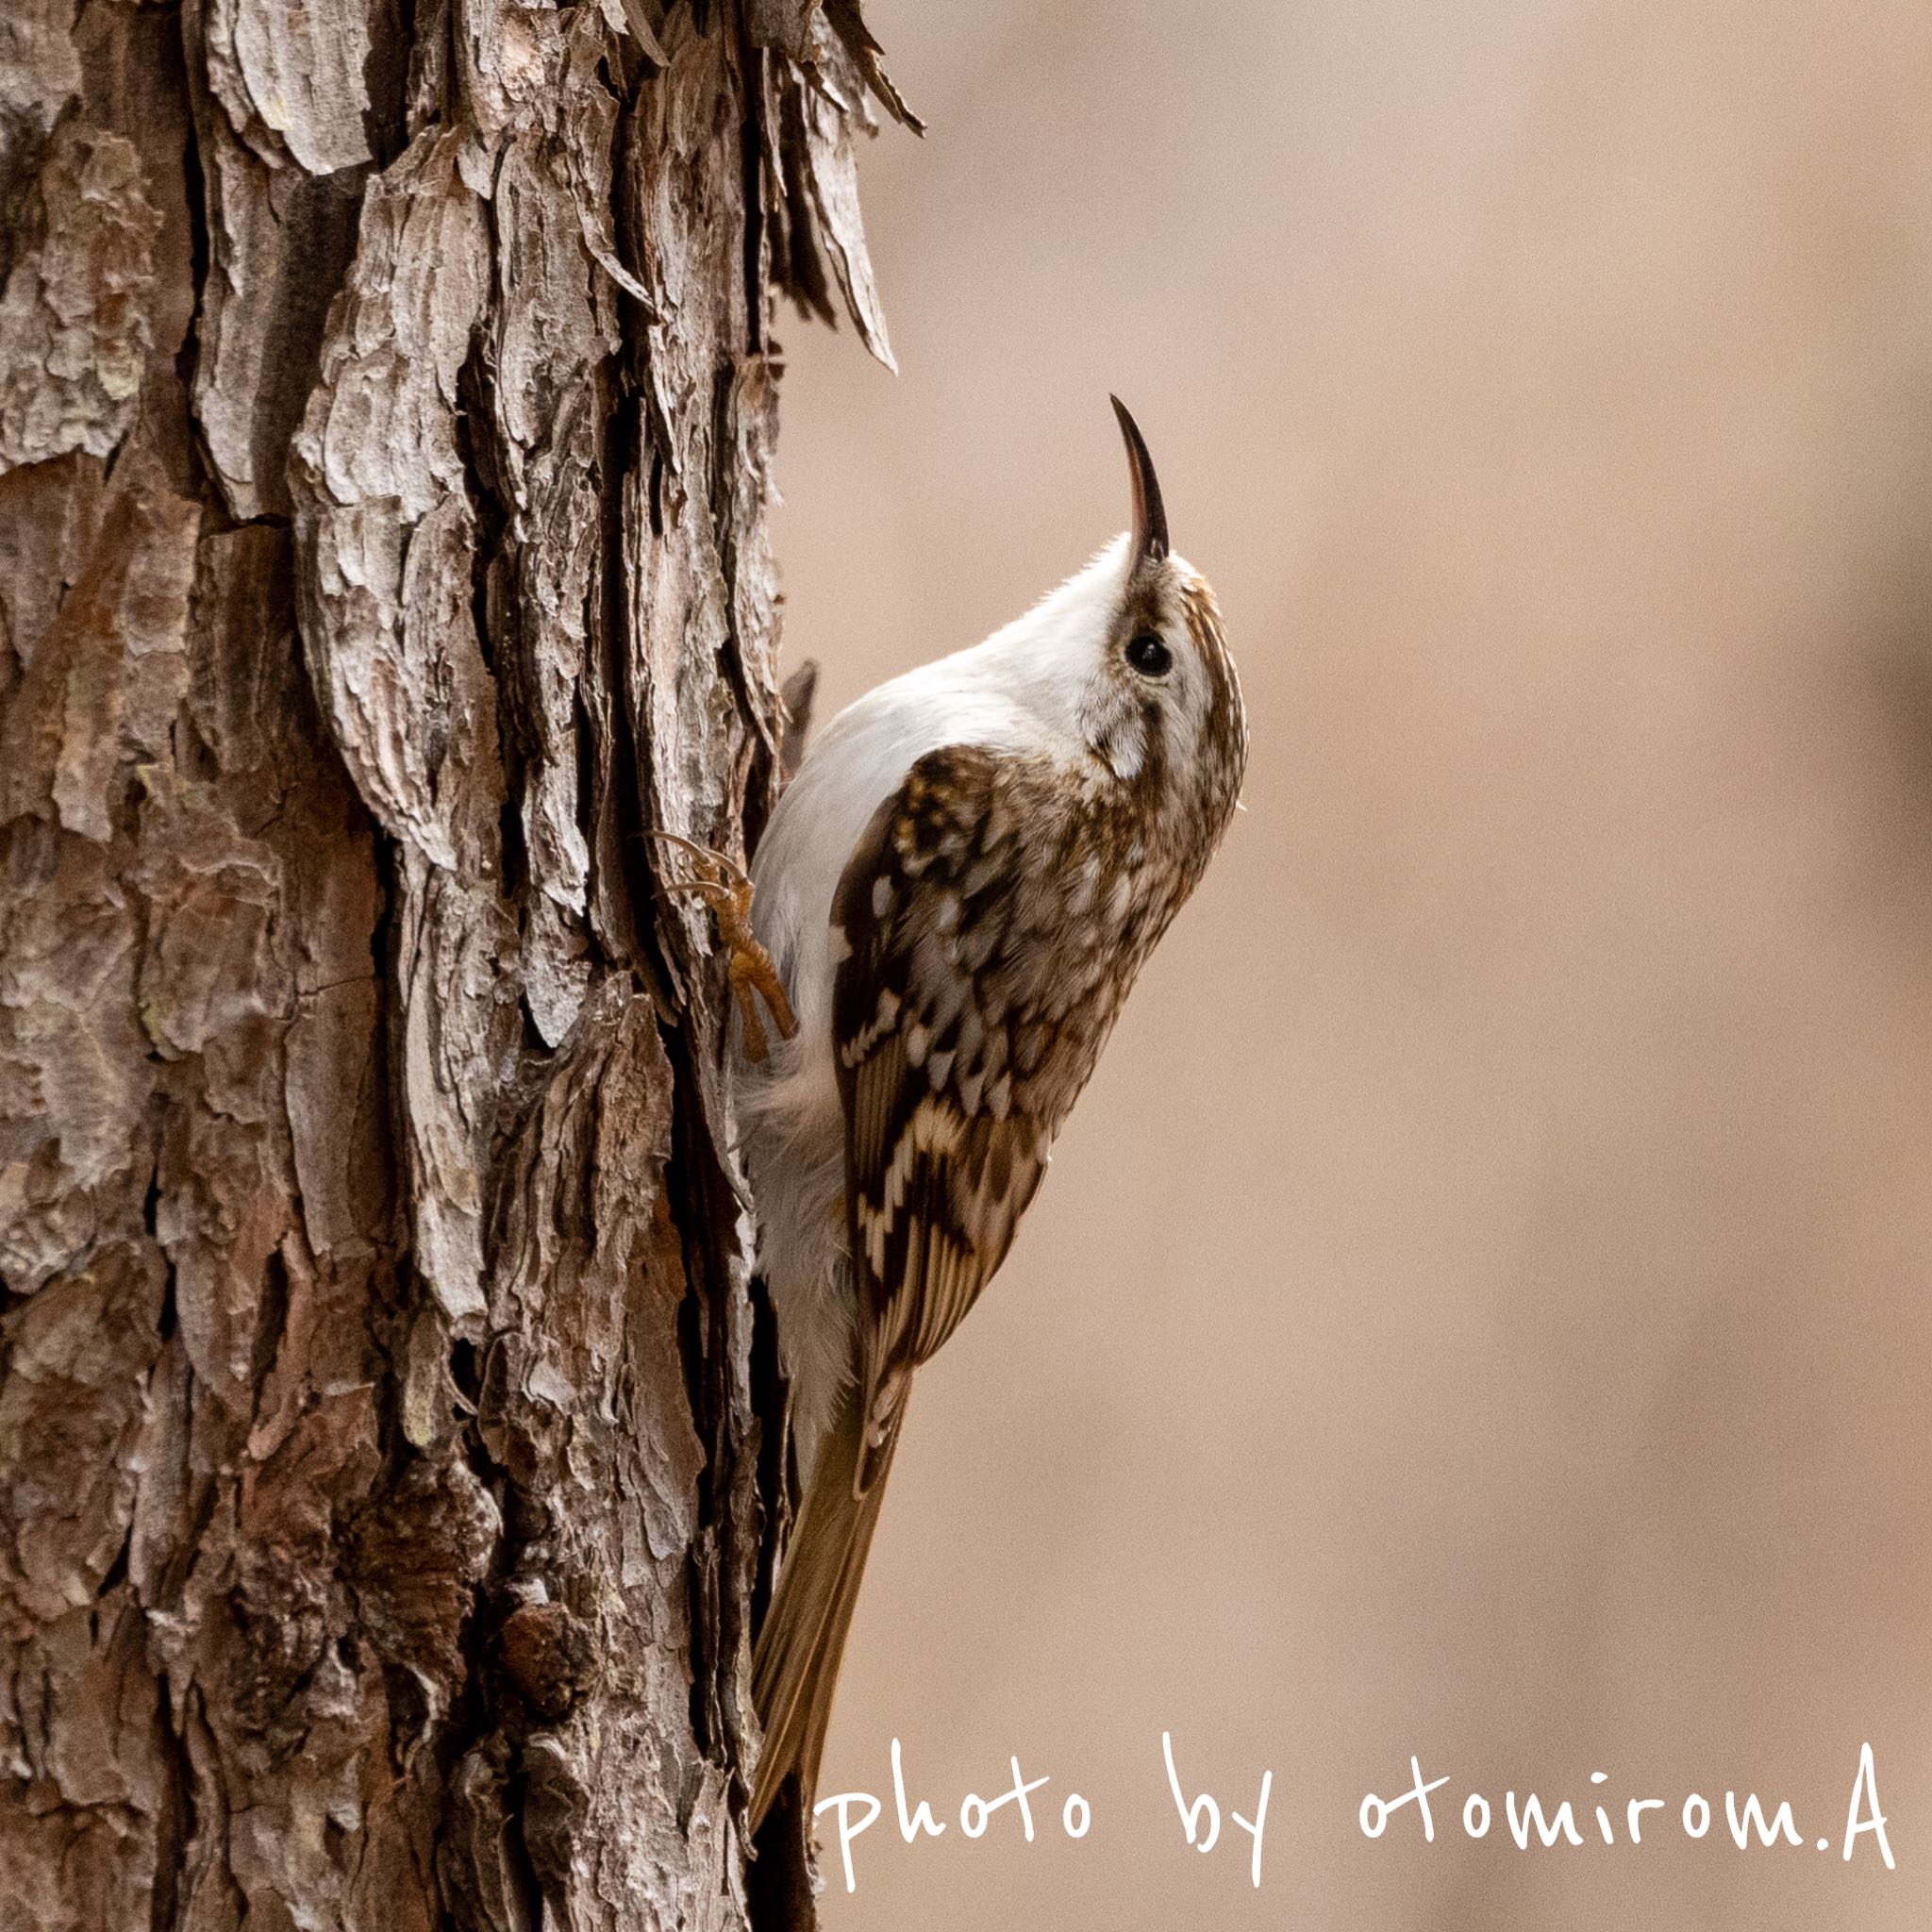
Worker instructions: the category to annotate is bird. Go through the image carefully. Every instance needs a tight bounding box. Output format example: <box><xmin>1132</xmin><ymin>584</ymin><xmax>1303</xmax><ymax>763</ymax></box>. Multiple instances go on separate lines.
<box><xmin>727</xmin><ymin>397</ymin><xmax>1249</xmax><ymax>1838</ymax></box>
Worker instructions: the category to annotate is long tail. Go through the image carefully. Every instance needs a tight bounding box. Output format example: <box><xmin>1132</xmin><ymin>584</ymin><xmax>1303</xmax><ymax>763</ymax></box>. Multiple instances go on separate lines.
<box><xmin>749</xmin><ymin>1384</ymin><xmax>903</xmax><ymax>1835</ymax></box>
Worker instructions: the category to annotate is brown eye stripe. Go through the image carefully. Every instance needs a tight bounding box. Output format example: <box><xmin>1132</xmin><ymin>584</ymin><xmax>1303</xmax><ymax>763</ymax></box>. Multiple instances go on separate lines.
<box><xmin>1180</xmin><ymin>574</ymin><xmax>1249</xmax><ymax>788</ymax></box>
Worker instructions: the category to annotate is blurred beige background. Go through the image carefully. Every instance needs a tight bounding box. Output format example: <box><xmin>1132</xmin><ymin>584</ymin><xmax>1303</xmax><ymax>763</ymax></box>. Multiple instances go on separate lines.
<box><xmin>768</xmin><ymin>3</ymin><xmax>1932</xmax><ymax>1925</ymax></box>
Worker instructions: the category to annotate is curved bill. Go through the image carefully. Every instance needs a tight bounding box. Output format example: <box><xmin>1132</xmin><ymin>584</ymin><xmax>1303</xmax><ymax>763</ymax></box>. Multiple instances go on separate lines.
<box><xmin>1109</xmin><ymin>394</ymin><xmax>1169</xmax><ymax>562</ymax></box>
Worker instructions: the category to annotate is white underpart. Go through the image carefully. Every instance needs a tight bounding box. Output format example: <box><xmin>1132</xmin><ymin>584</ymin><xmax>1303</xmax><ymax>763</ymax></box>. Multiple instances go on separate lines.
<box><xmin>736</xmin><ymin>533</ymin><xmax>1160</xmax><ymax>1475</ymax></box>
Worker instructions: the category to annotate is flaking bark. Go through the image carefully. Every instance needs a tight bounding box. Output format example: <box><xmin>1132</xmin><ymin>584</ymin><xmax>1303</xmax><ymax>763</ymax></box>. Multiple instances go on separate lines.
<box><xmin>0</xmin><ymin>1</ymin><xmax>905</xmax><ymax>1925</ymax></box>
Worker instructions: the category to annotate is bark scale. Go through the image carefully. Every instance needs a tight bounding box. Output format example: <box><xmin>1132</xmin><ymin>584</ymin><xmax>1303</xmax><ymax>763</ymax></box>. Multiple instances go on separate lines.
<box><xmin>0</xmin><ymin>0</ymin><xmax>906</xmax><ymax>1924</ymax></box>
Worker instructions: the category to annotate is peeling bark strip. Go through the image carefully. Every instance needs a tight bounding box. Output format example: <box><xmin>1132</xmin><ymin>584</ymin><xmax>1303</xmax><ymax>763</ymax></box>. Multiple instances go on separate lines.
<box><xmin>0</xmin><ymin>2</ymin><xmax>907</xmax><ymax>1927</ymax></box>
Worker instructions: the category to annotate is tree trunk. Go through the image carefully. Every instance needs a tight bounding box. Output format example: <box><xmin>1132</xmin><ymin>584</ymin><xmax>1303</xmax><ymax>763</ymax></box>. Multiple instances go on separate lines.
<box><xmin>0</xmin><ymin>2</ymin><xmax>906</xmax><ymax>1925</ymax></box>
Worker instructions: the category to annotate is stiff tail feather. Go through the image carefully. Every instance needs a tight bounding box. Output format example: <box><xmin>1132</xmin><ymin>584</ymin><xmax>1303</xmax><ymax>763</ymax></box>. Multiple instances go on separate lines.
<box><xmin>749</xmin><ymin>1386</ymin><xmax>903</xmax><ymax>1835</ymax></box>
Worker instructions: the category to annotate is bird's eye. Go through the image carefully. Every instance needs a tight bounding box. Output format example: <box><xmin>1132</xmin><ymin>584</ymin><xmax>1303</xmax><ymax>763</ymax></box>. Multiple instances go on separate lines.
<box><xmin>1125</xmin><ymin>632</ymin><xmax>1172</xmax><ymax>678</ymax></box>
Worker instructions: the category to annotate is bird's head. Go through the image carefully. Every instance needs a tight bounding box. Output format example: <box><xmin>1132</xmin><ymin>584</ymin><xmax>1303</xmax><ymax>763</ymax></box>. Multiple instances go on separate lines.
<box><xmin>978</xmin><ymin>399</ymin><xmax>1249</xmax><ymax>863</ymax></box>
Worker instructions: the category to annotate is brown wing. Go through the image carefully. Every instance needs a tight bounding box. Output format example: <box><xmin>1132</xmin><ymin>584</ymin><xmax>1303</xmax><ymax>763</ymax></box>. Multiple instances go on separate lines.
<box><xmin>833</xmin><ymin>745</ymin><xmax>1055</xmax><ymax>1493</ymax></box>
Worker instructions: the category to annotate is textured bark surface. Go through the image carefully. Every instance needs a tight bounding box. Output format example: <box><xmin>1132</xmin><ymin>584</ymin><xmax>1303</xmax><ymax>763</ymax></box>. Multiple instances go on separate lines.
<box><xmin>0</xmin><ymin>1</ymin><xmax>905</xmax><ymax>1925</ymax></box>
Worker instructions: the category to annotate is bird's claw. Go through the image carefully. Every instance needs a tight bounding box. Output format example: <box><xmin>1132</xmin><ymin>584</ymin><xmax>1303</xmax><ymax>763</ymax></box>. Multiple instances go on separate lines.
<box><xmin>649</xmin><ymin>829</ymin><xmax>798</xmax><ymax>1063</ymax></box>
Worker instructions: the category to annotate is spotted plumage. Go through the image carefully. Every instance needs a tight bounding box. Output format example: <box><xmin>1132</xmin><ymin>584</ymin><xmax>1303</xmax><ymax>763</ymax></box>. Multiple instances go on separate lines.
<box><xmin>738</xmin><ymin>401</ymin><xmax>1247</xmax><ymax>1836</ymax></box>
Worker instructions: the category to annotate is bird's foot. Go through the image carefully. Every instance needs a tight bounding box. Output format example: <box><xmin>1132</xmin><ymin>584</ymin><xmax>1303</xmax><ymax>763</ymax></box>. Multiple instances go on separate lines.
<box><xmin>649</xmin><ymin>830</ymin><xmax>798</xmax><ymax>1063</ymax></box>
